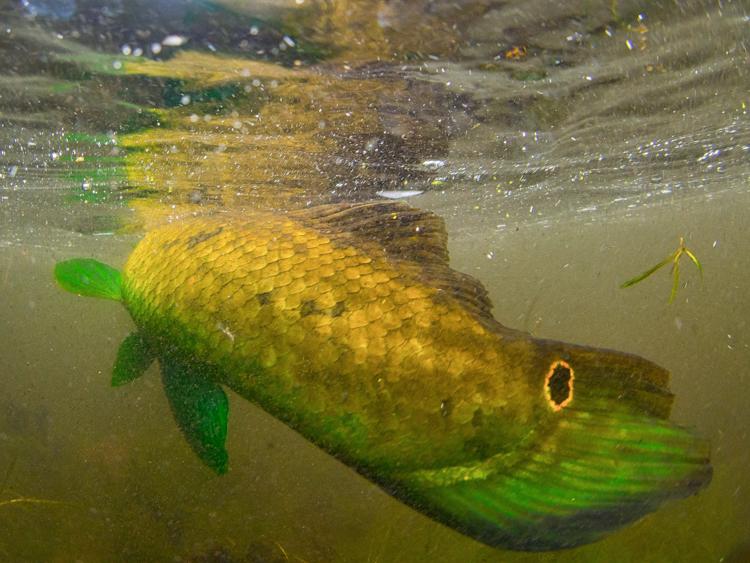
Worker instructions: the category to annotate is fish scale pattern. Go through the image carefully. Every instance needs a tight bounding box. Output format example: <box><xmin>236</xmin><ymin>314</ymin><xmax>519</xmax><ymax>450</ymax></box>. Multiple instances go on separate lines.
<box><xmin>122</xmin><ymin>212</ymin><xmax>538</xmax><ymax>474</ymax></box>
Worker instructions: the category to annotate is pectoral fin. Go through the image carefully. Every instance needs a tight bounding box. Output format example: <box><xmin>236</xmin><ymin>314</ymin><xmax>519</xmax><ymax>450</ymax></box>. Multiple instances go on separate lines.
<box><xmin>161</xmin><ymin>357</ymin><xmax>229</xmax><ymax>475</ymax></box>
<box><xmin>53</xmin><ymin>258</ymin><xmax>122</xmax><ymax>301</ymax></box>
<box><xmin>112</xmin><ymin>332</ymin><xmax>156</xmax><ymax>387</ymax></box>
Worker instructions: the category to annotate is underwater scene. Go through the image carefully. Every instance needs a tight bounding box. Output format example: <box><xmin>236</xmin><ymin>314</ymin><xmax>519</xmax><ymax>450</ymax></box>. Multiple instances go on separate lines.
<box><xmin>0</xmin><ymin>0</ymin><xmax>748</xmax><ymax>561</ymax></box>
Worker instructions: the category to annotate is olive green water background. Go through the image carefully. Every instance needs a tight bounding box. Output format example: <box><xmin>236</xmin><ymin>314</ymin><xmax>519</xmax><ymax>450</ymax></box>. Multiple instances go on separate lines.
<box><xmin>1</xmin><ymin>0</ymin><xmax>749</xmax><ymax>561</ymax></box>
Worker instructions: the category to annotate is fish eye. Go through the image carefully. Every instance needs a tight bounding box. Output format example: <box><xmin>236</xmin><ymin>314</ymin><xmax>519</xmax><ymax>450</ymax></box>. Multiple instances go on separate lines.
<box><xmin>545</xmin><ymin>361</ymin><xmax>573</xmax><ymax>411</ymax></box>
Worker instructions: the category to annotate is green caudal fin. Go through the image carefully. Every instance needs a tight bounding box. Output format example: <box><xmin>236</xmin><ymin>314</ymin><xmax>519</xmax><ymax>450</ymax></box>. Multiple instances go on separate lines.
<box><xmin>401</xmin><ymin>406</ymin><xmax>711</xmax><ymax>551</ymax></box>
<box><xmin>53</xmin><ymin>259</ymin><xmax>122</xmax><ymax>301</ymax></box>
<box><xmin>112</xmin><ymin>332</ymin><xmax>156</xmax><ymax>387</ymax></box>
<box><xmin>396</xmin><ymin>342</ymin><xmax>712</xmax><ymax>551</ymax></box>
<box><xmin>161</xmin><ymin>357</ymin><xmax>230</xmax><ymax>475</ymax></box>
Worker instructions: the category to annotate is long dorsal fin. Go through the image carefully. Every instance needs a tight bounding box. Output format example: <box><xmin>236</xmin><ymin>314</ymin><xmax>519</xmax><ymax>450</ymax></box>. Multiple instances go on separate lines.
<box><xmin>289</xmin><ymin>202</ymin><xmax>508</xmax><ymax>333</ymax></box>
<box><xmin>292</xmin><ymin>201</ymin><xmax>448</xmax><ymax>261</ymax></box>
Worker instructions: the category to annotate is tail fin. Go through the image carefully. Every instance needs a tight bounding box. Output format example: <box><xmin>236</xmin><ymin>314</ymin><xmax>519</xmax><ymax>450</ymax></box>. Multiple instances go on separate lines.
<box><xmin>401</xmin><ymin>407</ymin><xmax>711</xmax><ymax>551</ymax></box>
<box><xmin>53</xmin><ymin>259</ymin><xmax>122</xmax><ymax>301</ymax></box>
<box><xmin>395</xmin><ymin>342</ymin><xmax>712</xmax><ymax>551</ymax></box>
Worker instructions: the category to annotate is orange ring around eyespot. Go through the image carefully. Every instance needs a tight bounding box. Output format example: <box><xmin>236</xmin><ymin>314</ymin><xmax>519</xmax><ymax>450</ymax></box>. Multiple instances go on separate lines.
<box><xmin>544</xmin><ymin>360</ymin><xmax>574</xmax><ymax>412</ymax></box>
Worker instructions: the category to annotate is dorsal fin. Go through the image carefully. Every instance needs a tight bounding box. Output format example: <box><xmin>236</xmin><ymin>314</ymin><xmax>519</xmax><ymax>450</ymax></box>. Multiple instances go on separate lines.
<box><xmin>289</xmin><ymin>202</ymin><xmax>511</xmax><ymax>333</ymax></box>
<box><xmin>291</xmin><ymin>202</ymin><xmax>449</xmax><ymax>265</ymax></box>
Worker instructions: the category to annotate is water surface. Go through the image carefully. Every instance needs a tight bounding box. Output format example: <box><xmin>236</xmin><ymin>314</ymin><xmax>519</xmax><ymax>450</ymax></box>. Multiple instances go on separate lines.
<box><xmin>1</xmin><ymin>1</ymin><xmax>748</xmax><ymax>561</ymax></box>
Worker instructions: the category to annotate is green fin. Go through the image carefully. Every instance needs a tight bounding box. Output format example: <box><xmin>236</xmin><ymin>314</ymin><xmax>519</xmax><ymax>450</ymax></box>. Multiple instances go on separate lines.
<box><xmin>393</xmin><ymin>341</ymin><xmax>711</xmax><ymax>551</ymax></box>
<box><xmin>161</xmin><ymin>357</ymin><xmax>229</xmax><ymax>475</ymax></box>
<box><xmin>112</xmin><ymin>332</ymin><xmax>156</xmax><ymax>387</ymax></box>
<box><xmin>402</xmin><ymin>408</ymin><xmax>711</xmax><ymax>551</ymax></box>
<box><xmin>53</xmin><ymin>258</ymin><xmax>122</xmax><ymax>301</ymax></box>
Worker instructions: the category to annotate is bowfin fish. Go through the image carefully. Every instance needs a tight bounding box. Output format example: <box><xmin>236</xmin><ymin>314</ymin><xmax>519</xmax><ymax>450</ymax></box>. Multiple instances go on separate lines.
<box><xmin>54</xmin><ymin>202</ymin><xmax>711</xmax><ymax>551</ymax></box>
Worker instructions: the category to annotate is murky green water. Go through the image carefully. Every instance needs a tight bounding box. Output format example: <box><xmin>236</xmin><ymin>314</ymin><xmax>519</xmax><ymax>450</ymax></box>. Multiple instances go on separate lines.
<box><xmin>1</xmin><ymin>1</ymin><xmax>748</xmax><ymax>561</ymax></box>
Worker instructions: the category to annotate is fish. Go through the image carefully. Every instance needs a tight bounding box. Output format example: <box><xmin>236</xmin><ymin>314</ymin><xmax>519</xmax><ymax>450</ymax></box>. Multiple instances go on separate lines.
<box><xmin>53</xmin><ymin>202</ymin><xmax>712</xmax><ymax>551</ymax></box>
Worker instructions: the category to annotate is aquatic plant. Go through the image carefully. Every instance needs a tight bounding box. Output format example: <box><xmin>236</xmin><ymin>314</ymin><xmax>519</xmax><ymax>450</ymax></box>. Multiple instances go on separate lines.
<box><xmin>621</xmin><ymin>237</ymin><xmax>703</xmax><ymax>303</ymax></box>
<box><xmin>0</xmin><ymin>456</ymin><xmax>74</xmax><ymax>511</ymax></box>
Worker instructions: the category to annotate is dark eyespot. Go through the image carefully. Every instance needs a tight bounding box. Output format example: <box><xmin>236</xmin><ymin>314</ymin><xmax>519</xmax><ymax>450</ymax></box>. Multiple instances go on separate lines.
<box><xmin>300</xmin><ymin>300</ymin><xmax>317</xmax><ymax>317</ymax></box>
<box><xmin>545</xmin><ymin>361</ymin><xmax>573</xmax><ymax>411</ymax></box>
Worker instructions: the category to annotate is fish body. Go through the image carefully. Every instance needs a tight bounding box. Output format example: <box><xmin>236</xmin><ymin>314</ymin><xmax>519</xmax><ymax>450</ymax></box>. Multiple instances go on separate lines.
<box><xmin>55</xmin><ymin>202</ymin><xmax>711</xmax><ymax>551</ymax></box>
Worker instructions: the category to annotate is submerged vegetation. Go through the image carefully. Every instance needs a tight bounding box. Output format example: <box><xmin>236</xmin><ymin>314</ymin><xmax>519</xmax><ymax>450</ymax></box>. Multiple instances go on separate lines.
<box><xmin>0</xmin><ymin>456</ymin><xmax>74</xmax><ymax>512</ymax></box>
<box><xmin>621</xmin><ymin>238</ymin><xmax>703</xmax><ymax>303</ymax></box>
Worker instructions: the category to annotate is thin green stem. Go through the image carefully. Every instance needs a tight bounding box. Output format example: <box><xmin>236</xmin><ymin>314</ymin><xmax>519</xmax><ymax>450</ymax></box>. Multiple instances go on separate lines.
<box><xmin>620</xmin><ymin>238</ymin><xmax>703</xmax><ymax>303</ymax></box>
<box><xmin>620</xmin><ymin>250</ymin><xmax>680</xmax><ymax>289</ymax></box>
